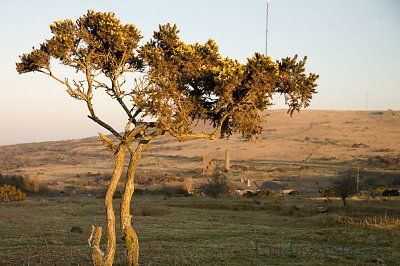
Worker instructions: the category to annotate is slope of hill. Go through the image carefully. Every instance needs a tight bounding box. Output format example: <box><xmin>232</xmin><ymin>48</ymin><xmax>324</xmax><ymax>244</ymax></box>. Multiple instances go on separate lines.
<box><xmin>1</xmin><ymin>109</ymin><xmax>399</xmax><ymax>193</ymax></box>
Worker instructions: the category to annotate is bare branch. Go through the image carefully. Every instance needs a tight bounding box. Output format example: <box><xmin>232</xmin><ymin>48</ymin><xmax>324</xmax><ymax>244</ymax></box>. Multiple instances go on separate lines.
<box><xmin>98</xmin><ymin>132</ymin><xmax>117</xmax><ymax>154</ymax></box>
<box><xmin>125</xmin><ymin>124</ymin><xmax>148</xmax><ymax>143</ymax></box>
<box><xmin>132</xmin><ymin>108</ymin><xmax>142</xmax><ymax>120</ymax></box>
<box><xmin>84</xmin><ymin>59</ymin><xmax>122</xmax><ymax>140</ymax></box>
<box><xmin>167</xmin><ymin>111</ymin><xmax>231</xmax><ymax>141</ymax></box>
<box><xmin>93</xmin><ymin>79</ymin><xmax>111</xmax><ymax>90</ymax></box>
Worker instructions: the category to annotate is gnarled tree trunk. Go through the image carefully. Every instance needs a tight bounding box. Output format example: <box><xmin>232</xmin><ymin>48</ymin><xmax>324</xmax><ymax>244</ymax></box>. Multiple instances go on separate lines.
<box><xmin>90</xmin><ymin>145</ymin><xmax>127</xmax><ymax>266</ymax></box>
<box><xmin>120</xmin><ymin>143</ymin><xmax>146</xmax><ymax>265</ymax></box>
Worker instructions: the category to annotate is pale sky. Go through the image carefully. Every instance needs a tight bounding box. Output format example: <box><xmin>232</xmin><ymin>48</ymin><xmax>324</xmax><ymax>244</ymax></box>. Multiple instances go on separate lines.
<box><xmin>0</xmin><ymin>0</ymin><xmax>399</xmax><ymax>145</ymax></box>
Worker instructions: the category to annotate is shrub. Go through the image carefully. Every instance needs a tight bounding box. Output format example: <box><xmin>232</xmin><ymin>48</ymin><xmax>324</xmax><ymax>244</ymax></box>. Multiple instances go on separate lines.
<box><xmin>243</xmin><ymin>190</ymin><xmax>277</xmax><ymax>198</ymax></box>
<box><xmin>319</xmin><ymin>188</ymin><xmax>336</xmax><ymax>197</ymax></box>
<box><xmin>382</xmin><ymin>189</ymin><xmax>400</xmax><ymax>197</ymax></box>
<box><xmin>0</xmin><ymin>174</ymin><xmax>39</xmax><ymax>193</ymax></box>
<box><xmin>372</xmin><ymin>184</ymin><xmax>387</xmax><ymax>192</ymax></box>
<box><xmin>331</xmin><ymin>173</ymin><xmax>357</xmax><ymax>206</ymax></box>
<box><xmin>156</xmin><ymin>185</ymin><xmax>188</xmax><ymax>197</ymax></box>
<box><xmin>288</xmin><ymin>190</ymin><xmax>299</xmax><ymax>196</ymax></box>
<box><xmin>0</xmin><ymin>185</ymin><xmax>26</xmax><ymax>202</ymax></box>
<box><xmin>201</xmin><ymin>171</ymin><xmax>233</xmax><ymax>198</ymax></box>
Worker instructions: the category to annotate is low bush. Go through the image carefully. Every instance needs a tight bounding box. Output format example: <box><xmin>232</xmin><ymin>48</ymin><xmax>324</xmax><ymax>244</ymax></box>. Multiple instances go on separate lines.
<box><xmin>382</xmin><ymin>189</ymin><xmax>400</xmax><ymax>197</ymax></box>
<box><xmin>330</xmin><ymin>174</ymin><xmax>357</xmax><ymax>206</ymax></box>
<box><xmin>243</xmin><ymin>190</ymin><xmax>277</xmax><ymax>198</ymax></box>
<box><xmin>0</xmin><ymin>174</ymin><xmax>39</xmax><ymax>193</ymax></box>
<box><xmin>288</xmin><ymin>190</ymin><xmax>299</xmax><ymax>196</ymax></box>
<box><xmin>153</xmin><ymin>185</ymin><xmax>189</xmax><ymax>197</ymax></box>
<box><xmin>0</xmin><ymin>185</ymin><xmax>26</xmax><ymax>202</ymax></box>
<box><xmin>319</xmin><ymin>188</ymin><xmax>336</xmax><ymax>197</ymax></box>
<box><xmin>200</xmin><ymin>171</ymin><xmax>233</xmax><ymax>198</ymax></box>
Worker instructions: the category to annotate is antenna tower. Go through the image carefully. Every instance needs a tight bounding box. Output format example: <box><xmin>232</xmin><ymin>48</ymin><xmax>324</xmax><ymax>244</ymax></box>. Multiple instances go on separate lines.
<box><xmin>266</xmin><ymin>0</ymin><xmax>269</xmax><ymax>56</ymax></box>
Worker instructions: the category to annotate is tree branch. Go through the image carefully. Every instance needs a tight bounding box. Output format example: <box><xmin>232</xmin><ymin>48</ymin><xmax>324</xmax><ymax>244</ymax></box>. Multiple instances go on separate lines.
<box><xmin>166</xmin><ymin>111</ymin><xmax>231</xmax><ymax>141</ymax></box>
<box><xmin>84</xmin><ymin>60</ymin><xmax>123</xmax><ymax>140</ymax></box>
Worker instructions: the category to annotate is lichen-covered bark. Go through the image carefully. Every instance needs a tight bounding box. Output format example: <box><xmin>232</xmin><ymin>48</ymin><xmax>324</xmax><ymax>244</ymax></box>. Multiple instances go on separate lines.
<box><xmin>121</xmin><ymin>144</ymin><xmax>145</xmax><ymax>266</ymax></box>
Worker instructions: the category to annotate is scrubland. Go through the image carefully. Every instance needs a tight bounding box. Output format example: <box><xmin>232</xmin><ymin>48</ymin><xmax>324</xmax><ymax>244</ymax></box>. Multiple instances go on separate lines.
<box><xmin>0</xmin><ymin>109</ymin><xmax>400</xmax><ymax>265</ymax></box>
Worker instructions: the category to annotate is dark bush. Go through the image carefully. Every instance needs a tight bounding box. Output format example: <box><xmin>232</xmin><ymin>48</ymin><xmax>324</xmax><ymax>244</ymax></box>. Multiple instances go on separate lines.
<box><xmin>0</xmin><ymin>174</ymin><xmax>39</xmax><ymax>193</ymax></box>
<box><xmin>200</xmin><ymin>171</ymin><xmax>233</xmax><ymax>198</ymax></box>
<box><xmin>155</xmin><ymin>185</ymin><xmax>188</xmax><ymax>197</ymax></box>
<box><xmin>331</xmin><ymin>174</ymin><xmax>357</xmax><ymax>206</ymax></box>
<box><xmin>382</xmin><ymin>189</ymin><xmax>400</xmax><ymax>197</ymax></box>
<box><xmin>243</xmin><ymin>190</ymin><xmax>277</xmax><ymax>198</ymax></box>
<box><xmin>288</xmin><ymin>190</ymin><xmax>299</xmax><ymax>196</ymax></box>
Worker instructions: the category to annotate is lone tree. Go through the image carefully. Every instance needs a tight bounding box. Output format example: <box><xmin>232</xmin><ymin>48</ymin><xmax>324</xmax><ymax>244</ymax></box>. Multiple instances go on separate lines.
<box><xmin>16</xmin><ymin>10</ymin><xmax>318</xmax><ymax>266</ymax></box>
<box><xmin>331</xmin><ymin>173</ymin><xmax>357</xmax><ymax>206</ymax></box>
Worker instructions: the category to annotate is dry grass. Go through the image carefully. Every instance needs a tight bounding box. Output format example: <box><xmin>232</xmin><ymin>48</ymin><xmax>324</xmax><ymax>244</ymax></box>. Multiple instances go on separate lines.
<box><xmin>1</xmin><ymin>195</ymin><xmax>400</xmax><ymax>265</ymax></box>
<box><xmin>323</xmin><ymin>214</ymin><xmax>400</xmax><ymax>229</ymax></box>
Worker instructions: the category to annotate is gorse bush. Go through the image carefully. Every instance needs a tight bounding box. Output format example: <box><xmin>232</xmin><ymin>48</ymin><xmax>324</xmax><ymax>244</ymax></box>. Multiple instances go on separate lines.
<box><xmin>0</xmin><ymin>185</ymin><xmax>26</xmax><ymax>202</ymax></box>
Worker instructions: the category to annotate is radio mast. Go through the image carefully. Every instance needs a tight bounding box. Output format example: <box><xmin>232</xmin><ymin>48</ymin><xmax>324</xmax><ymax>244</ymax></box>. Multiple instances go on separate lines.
<box><xmin>266</xmin><ymin>0</ymin><xmax>270</xmax><ymax>56</ymax></box>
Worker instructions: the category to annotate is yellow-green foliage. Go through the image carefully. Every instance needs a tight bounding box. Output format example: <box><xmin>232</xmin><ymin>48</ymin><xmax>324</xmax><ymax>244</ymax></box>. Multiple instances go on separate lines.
<box><xmin>0</xmin><ymin>185</ymin><xmax>26</xmax><ymax>202</ymax></box>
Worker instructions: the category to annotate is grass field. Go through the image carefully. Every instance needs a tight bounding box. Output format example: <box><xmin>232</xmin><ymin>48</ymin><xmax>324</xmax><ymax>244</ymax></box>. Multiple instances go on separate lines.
<box><xmin>1</xmin><ymin>109</ymin><xmax>399</xmax><ymax>266</ymax></box>
<box><xmin>1</xmin><ymin>195</ymin><xmax>399</xmax><ymax>265</ymax></box>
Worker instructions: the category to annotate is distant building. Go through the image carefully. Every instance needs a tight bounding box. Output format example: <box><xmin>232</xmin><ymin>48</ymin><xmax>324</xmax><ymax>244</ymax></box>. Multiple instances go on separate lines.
<box><xmin>231</xmin><ymin>179</ymin><xmax>285</xmax><ymax>195</ymax></box>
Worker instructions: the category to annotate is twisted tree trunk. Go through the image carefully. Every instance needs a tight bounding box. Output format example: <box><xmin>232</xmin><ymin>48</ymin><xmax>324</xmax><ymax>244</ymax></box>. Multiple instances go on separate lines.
<box><xmin>90</xmin><ymin>145</ymin><xmax>127</xmax><ymax>266</ymax></box>
<box><xmin>120</xmin><ymin>143</ymin><xmax>146</xmax><ymax>265</ymax></box>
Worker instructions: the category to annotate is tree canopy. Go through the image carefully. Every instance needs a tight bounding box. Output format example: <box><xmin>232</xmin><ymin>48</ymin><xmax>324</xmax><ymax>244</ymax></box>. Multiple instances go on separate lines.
<box><xmin>17</xmin><ymin>10</ymin><xmax>318</xmax><ymax>143</ymax></box>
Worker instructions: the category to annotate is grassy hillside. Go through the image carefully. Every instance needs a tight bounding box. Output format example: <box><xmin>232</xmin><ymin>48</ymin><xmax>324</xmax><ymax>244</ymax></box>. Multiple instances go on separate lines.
<box><xmin>1</xmin><ymin>109</ymin><xmax>399</xmax><ymax>194</ymax></box>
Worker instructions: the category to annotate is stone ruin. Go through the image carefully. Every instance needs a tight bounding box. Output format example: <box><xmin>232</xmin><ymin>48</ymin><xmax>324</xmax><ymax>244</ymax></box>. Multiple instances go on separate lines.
<box><xmin>202</xmin><ymin>150</ymin><xmax>231</xmax><ymax>174</ymax></box>
<box><xmin>202</xmin><ymin>154</ymin><xmax>216</xmax><ymax>174</ymax></box>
